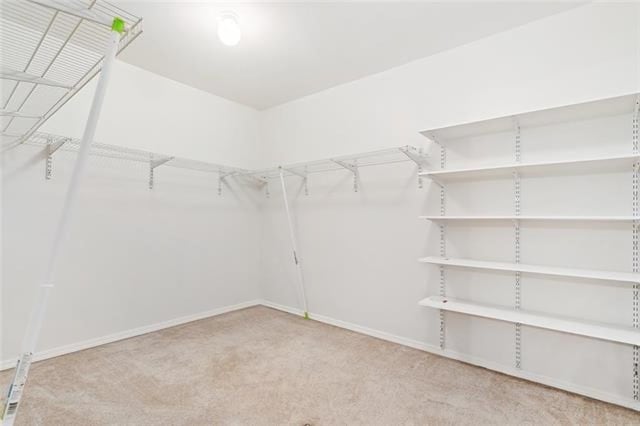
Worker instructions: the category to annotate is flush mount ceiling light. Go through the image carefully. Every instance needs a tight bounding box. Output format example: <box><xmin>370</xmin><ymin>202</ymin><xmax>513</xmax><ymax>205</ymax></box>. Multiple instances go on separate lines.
<box><xmin>218</xmin><ymin>11</ymin><xmax>241</xmax><ymax>46</ymax></box>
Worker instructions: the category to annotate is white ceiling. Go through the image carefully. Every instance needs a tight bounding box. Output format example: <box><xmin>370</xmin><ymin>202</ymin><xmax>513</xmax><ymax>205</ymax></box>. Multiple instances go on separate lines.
<box><xmin>115</xmin><ymin>2</ymin><xmax>580</xmax><ymax>110</ymax></box>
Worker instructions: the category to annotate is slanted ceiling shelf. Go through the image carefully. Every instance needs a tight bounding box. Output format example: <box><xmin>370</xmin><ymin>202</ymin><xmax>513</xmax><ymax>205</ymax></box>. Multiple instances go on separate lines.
<box><xmin>419</xmin><ymin>256</ymin><xmax>640</xmax><ymax>284</ymax></box>
<box><xmin>419</xmin><ymin>296</ymin><xmax>640</xmax><ymax>346</ymax></box>
<box><xmin>1</xmin><ymin>0</ymin><xmax>142</xmax><ymax>149</ymax></box>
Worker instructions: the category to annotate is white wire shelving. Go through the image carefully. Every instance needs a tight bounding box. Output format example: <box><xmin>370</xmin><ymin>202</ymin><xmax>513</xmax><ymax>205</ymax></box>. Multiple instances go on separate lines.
<box><xmin>0</xmin><ymin>0</ymin><xmax>143</xmax><ymax>150</ymax></box>
<box><xmin>27</xmin><ymin>132</ymin><xmax>248</xmax><ymax>187</ymax></box>
<box><xmin>242</xmin><ymin>145</ymin><xmax>428</xmax><ymax>192</ymax></box>
<box><xmin>246</xmin><ymin>145</ymin><xmax>427</xmax><ymax>179</ymax></box>
<box><xmin>419</xmin><ymin>296</ymin><xmax>640</xmax><ymax>346</ymax></box>
<box><xmin>25</xmin><ymin>133</ymin><xmax>430</xmax><ymax>194</ymax></box>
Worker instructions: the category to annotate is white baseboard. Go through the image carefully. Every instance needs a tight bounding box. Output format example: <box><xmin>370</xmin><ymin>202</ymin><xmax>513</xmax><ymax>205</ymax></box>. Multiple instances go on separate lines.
<box><xmin>0</xmin><ymin>299</ymin><xmax>261</xmax><ymax>371</ymax></box>
<box><xmin>259</xmin><ymin>299</ymin><xmax>640</xmax><ymax>412</ymax></box>
<box><xmin>2</xmin><ymin>298</ymin><xmax>638</xmax><ymax>412</ymax></box>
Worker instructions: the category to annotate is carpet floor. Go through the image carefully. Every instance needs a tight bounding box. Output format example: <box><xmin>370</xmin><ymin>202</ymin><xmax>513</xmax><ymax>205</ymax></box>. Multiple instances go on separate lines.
<box><xmin>1</xmin><ymin>306</ymin><xmax>638</xmax><ymax>425</ymax></box>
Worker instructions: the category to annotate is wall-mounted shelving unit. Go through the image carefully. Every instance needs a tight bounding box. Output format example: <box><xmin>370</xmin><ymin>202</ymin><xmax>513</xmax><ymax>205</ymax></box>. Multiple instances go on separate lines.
<box><xmin>26</xmin><ymin>132</ymin><xmax>249</xmax><ymax>193</ymax></box>
<box><xmin>417</xmin><ymin>92</ymin><xmax>640</xmax><ymax>406</ymax></box>
<box><xmin>24</xmin><ymin>133</ymin><xmax>430</xmax><ymax>196</ymax></box>
<box><xmin>0</xmin><ymin>0</ymin><xmax>143</xmax><ymax>150</ymax></box>
<box><xmin>235</xmin><ymin>145</ymin><xmax>429</xmax><ymax>198</ymax></box>
<box><xmin>242</xmin><ymin>145</ymin><xmax>428</xmax><ymax>193</ymax></box>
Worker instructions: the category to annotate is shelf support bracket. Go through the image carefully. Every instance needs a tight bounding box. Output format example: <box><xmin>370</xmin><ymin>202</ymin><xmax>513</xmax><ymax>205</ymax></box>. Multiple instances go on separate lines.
<box><xmin>513</xmin><ymin>115</ymin><xmax>523</xmax><ymax>370</ymax></box>
<box><xmin>438</xmin><ymin>138</ymin><xmax>447</xmax><ymax>350</ymax></box>
<box><xmin>45</xmin><ymin>137</ymin><xmax>69</xmax><ymax>180</ymax></box>
<box><xmin>148</xmin><ymin>155</ymin><xmax>174</xmax><ymax>190</ymax></box>
<box><xmin>399</xmin><ymin>145</ymin><xmax>429</xmax><ymax>189</ymax></box>
<box><xmin>282</xmin><ymin>167</ymin><xmax>309</xmax><ymax>196</ymax></box>
<box><xmin>218</xmin><ymin>170</ymin><xmax>236</xmax><ymax>196</ymax></box>
<box><xmin>332</xmin><ymin>159</ymin><xmax>359</xmax><ymax>192</ymax></box>
<box><xmin>513</xmin><ymin>116</ymin><xmax>521</xmax><ymax>163</ymax></box>
<box><xmin>632</xmin><ymin>96</ymin><xmax>639</xmax><ymax>401</ymax></box>
<box><xmin>513</xmin><ymin>171</ymin><xmax>522</xmax><ymax>369</ymax></box>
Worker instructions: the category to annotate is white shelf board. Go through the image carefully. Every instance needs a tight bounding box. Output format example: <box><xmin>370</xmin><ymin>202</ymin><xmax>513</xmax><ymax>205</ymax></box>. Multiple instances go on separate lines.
<box><xmin>419</xmin><ymin>154</ymin><xmax>639</xmax><ymax>181</ymax></box>
<box><xmin>419</xmin><ymin>93</ymin><xmax>638</xmax><ymax>142</ymax></box>
<box><xmin>419</xmin><ymin>256</ymin><xmax>640</xmax><ymax>284</ymax></box>
<box><xmin>420</xmin><ymin>215</ymin><xmax>639</xmax><ymax>222</ymax></box>
<box><xmin>419</xmin><ymin>296</ymin><xmax>640</xmax><ymax>346</ymax></box>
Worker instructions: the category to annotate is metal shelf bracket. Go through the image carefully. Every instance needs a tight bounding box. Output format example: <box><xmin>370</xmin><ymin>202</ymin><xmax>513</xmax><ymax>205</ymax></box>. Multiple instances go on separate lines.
<box><xmin>399</xmin><ymin>145</ymin><xmax>429</xmax><ymax>189</ymax></box>
<box><xmin>148</xmin><ymin>156</ymin><xmax>174</xmax><ymax>190</ymax></box>
<box><xmin>438</xmin><ymin>137</ymin><xmax>447</xmax><ymax>350</ymax></box>
<box><xmin>282</xmin><ymin>166</ymin><xmax>309</xmax><ymax>196</ymax></box>
<box><xmin>513</xmin><ymin>116</ymin><xmax>523</xmax><ymax>370</ymax></box>
<box><xmin>45</xmin><ymin>137</ymin><xmax>69</xmax><ymax>180</ymax></box>
<box><xmin>218</xmin><ymin>170</ymin><xmax>236</xmax><ymax>196</ymax></box>
<box><xmin>632</xmin><ymin>97</ymin><xmax>639</xmax><ymax>401</ymax></box>
<box><xmin>332</xmin><ymin>159</ymin><xmax>359</xmax><ymax>192</ymax></box>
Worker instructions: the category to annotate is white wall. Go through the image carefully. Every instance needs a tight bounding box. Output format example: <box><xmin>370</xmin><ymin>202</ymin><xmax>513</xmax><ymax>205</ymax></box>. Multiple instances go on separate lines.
<box><xmin>1</xmin><ymin>61</ymin><xmax>263</xmax><ymax>363</ymax></box>
<box><xmin>258</xmin><ymin>3</ymin><xmax>640</xmax><ymax>408</ymax></box>
<box><xmin>258</xmin><ymin>3</ymin><xmax>639</xmax><ymax>166</ymax></box>
<box><xmin>42</xmin><ymin>60</ymin><xmax>261</xmax><ymax>169</ymax></box>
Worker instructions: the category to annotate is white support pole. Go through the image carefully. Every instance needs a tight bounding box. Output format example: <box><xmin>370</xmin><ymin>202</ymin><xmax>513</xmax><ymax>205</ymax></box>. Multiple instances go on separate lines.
<box><xmin>279</xmin><ymin>168</ymin><xmax>309</xmax><ymax>319</ymax></box>
<box><xmin>1</xmin><ymin>20</ymin><xmax>124</xmax><ymax>426</ymax></box>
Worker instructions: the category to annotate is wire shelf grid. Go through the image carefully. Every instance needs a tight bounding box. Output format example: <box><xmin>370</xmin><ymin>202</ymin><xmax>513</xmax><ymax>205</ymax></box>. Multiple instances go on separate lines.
<box><xmin>1</xmin><ymin>0</ymin><xmax>142</xmax><ymax>149</ymax></box>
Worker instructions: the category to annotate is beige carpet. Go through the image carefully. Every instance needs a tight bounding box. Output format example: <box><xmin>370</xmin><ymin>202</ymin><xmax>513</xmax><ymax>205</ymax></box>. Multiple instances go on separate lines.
<box><xmin>1</xmin><ymin>306</ymin><xmax>638</xmax><ymax>425</ymax></box>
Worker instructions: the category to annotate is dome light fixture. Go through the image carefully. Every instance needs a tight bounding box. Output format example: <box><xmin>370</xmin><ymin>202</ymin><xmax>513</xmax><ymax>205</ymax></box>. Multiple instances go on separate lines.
<box><xmin>217</xmin><ymin>11</ymin><xmax>241</xmax><ymax>46</ymax></box>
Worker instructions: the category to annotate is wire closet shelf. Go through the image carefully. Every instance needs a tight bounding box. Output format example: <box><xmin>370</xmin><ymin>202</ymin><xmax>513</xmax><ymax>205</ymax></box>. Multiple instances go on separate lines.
<box><xmin>27</xmin><ymin>131</ymin><xmax>247</xmax><ymax>176</ymax></box>
<box><xmin>0</xmin><ymin>0</ymin><xmax>142</xmax><ymax>150</ymax></box>
<box><xmin>244</xmin><ymin>145</ymin><xmax>427</xmax><ymax>181</ymax></box>
<box><xmin>26</xmin><ymin>132</ymin><xmax>429</xmax><ymax>189</ymax></box>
